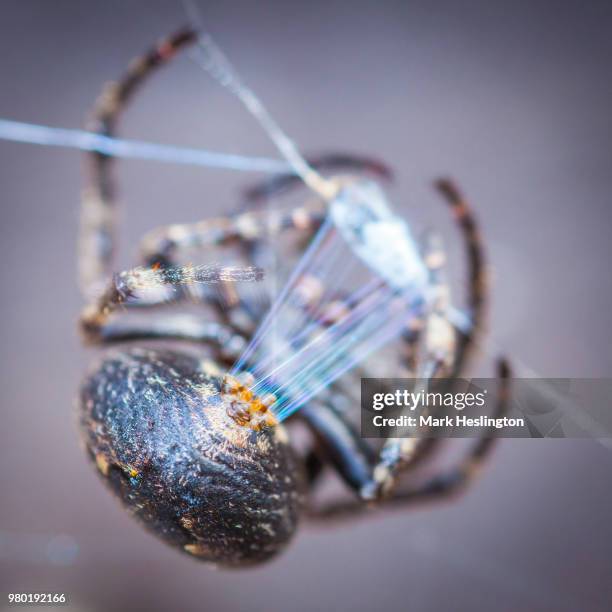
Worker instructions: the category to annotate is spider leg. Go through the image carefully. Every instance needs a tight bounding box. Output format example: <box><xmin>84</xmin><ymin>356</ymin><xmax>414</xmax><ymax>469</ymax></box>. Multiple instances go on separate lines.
<box><xmin>354</xmin><ymin>230</ymin><xmax>455</xmax><ymax>499</ymax></box>
<box><xmin>435</xmin><ymin>178</ymin><xmax>488</xmax><ymax>377</ymax></box>
<box><xmin>136</xmin><ymin>150</ymin><xmax>393</xmax><ymax>334</ymax></box>
<box><xmin>139</xmin><ymin>205</ymin><xmax>325</xmax><ymax>268</ymax></box>
<box><xmin>350</xmin><ymin>180</ymin><xmax>491</xmax><ymax>487</ymax></box>
<box><xmin>242</xmin><ymin>154</ymin><xmax>393</xmax><ymax>206</ymax></box>
<box><xmin>77</xmin><ymin>29</ymin><xmax>258</xmax><ymax>357</ymax></box>
<box><xmin>300</xmin><ymin>399</ymin><xmax>377</xmax><ymax>492</ymax></box>
<box><xmin>83</xmin><ymin>314</ymin><xmax>247</xmax><ymax>365</ymax></box>
<box><xmin>79</xmin><ymin>28</ymin><xmax>198</xmax><ymax>300</ymax></box>
<box><xmin>299</xmin><ymin>386</ymin><xmax>443</xmax><ymax>494</ymax></box>
<box><xmin>227</xmin><ymin>154</ymin><xmax>394</xmax><ymax>327</ymax></box>
<box><xmin>301</xmin><ymin>230</ymin><xmax>499</xmax><ymax>508</ymax></box>
<box><xmin>138</xmin><ymin>205</ymin><xmax>325</xmax><ymax>331</ymax></box>
<box><xmin>293</xmin><ymin>189</ymin><xmax>463</xmax><ymax>495</ymax></box>
<box><xmin>298</xmin><ymin>371</ymin><xmax>447</xmax><ymax>502</ymax></box>
<box><xmin>305</xmin><ymin>359</ymin><xmax>511</xmax><ymax>520</ymax></box>
<box><xmin>79</xmin><ymin>263</ymin><xmax>258</xmax><ymax>353</ymax></box>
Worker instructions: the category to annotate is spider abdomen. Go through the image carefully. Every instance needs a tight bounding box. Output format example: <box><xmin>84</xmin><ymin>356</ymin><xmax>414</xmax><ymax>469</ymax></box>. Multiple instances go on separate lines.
<box><xmin>79</xmin><ymin>348</ymin><xmax>304</xmax><ymax>567</ymax></box>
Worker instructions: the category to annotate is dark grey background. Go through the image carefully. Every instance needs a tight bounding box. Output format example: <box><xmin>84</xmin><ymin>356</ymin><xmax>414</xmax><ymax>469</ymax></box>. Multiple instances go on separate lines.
<box><xmin>1</xmin><ymin>1</ymin><xmax>611</xmax><ymax>610</ymax></box>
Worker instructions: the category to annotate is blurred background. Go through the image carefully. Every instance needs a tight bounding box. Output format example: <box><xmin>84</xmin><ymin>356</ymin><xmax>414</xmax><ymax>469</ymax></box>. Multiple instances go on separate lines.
<box><xmin>1</xmin><ymin>1</ymin><xmax>611</xmax><ymax>610</ymax></box>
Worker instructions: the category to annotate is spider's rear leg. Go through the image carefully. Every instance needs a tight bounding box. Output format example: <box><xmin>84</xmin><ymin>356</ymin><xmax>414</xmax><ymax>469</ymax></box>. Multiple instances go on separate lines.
<box><xmin>306</xmin><ymin>359</ymin><xmax>511</xmax><ymax>520</ymax></box>
<box><xmin>301</xmin><ymin>397</ymin><xmax>378</xmax><ymax>493</ymax></box>
<box><xmin>435</xmin><ymin>178</ymin><xmax>488</xmax><ymax>378</ymax></box>
<box><xmin>298</xmin><ymin>233</ymin><xmax>449</xmax><ymax>499</ymax></box>
<box><xmin>82</xmin><ymin>315</ymin><xmax>248</xmax><ymax>363</ymax></box>
<box><xmin>302</xmin><ymin>231</ymin><xmax>504</xmax><ymax>509</ymax></box>
<box><xmin>366</xmin><ymin>230</ymin><xmax>458</xmax><ymax>496</ymax></box>
<box><xmin>356</xmin><ymin>179</ymin><xmax>494</xmax><ymax>498</ymax></box>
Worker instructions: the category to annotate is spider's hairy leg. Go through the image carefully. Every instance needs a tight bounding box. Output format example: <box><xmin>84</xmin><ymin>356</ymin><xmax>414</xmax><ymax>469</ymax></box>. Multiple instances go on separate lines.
<box><xmin>79</xmin><ymin>263</ymin><xmax>259</xmax><ymax>355</ymax></box>
<box><xmin>300</xmin><ymin>398</ymin><xmax>378</xmax><ymax>492</ymax></box>
<box><xmin>132</xmin><ymin>155</ymin><xmax>391</xmax><ymax>338</ymax></box>
<box><xmin>80</xmin><ymin>28</ymin><xmax>198</xmax><ymax>300</ymax></box>
<box><xmin>361</xmin><ymin>230</ymin><xmax>457</xmax><ymax>499</ymax></box>
<box><xmin>352</xmin><ymin>179</ymin><xmax>497</xmax><ymax>498</ymax></box>
<box><xmin>139</xmin><ymin>206</ymin><xmax>325</xmax><ymax>269</ymax></box>
<box><xmin>435</xmin><ymin>178</ymin><xmax>488</xmax><ymax>377</ymax></box>
<box><xmin>82</xmin><ymin>315</ymin><xmax>248</xmax><ymax>363</ymax></box>
<box><xmin>137</xmin><ymin>149</ymin><xmax>393</xmax><ymax>276</ymax></box>
<box><xmin>242</xmin><ymin>154</ymin><xmax>393</xmax><ymax>207</ymax></box>
<box><xmin>299</xmin><ymin>229</ymin><xmax>499</xmax><ymax>508</ymax></box>
<box><xmin>306</xmin><ymin>359</ymin><xmax>511</xmax><ymax>520</ymax></box>
<box><xmin>138</xmin><ymin>205</ymin><xmax>325</xmax><ymax>331</ymax></box>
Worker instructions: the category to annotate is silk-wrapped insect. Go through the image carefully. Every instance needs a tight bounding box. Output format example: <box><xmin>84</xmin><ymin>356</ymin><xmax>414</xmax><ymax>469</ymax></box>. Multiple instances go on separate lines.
<box><xmin>77</xmin><ymin>28</ymin><xmax>509</xmax><ymax>568</ymax></box>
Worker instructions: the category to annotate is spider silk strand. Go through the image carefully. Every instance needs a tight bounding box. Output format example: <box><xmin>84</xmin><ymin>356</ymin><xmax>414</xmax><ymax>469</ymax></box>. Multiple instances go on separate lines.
<box><xmin>0</xmin><ymin>118</ymin><xmax>292</xmax><ymax>173</ymax></box>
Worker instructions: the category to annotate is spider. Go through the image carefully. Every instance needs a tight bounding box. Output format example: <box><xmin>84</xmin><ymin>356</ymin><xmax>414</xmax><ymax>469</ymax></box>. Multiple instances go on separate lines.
<box><xmin>77</xmin><ymin>28</ymin><xmax>510</xmax><ymax>568</ymax></box>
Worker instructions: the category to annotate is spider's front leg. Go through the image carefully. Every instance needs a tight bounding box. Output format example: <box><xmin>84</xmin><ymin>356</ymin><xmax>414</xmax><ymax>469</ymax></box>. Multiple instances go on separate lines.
<box><xmin>139</xmin><ymin>152</ymin><xmax>391</xmax><ymax>310</ymax></box>
<box><xmin>137</xmin><ymin>203</ymin><xmax>326</xmax><ymax>335</ymax></box>
<box><xmin>76</xmin><ymin>29</ymin><xmax>260</xmax><ymax>359</ymax></box>
<box><xmin>138</xmin><ymin>150</ymin><xmax>393</xmax><ymax>270</ymax></box>
<box><xmin>139</xmin><ymin>204</ymin><xmax>325</xmax><ymax>270</ymax></box>
<box><xmin>137</xmin><ymin>150</ymin><xmax>392</xmax><ymax>308</ymax></box>
<box><xmin>79</xmin><ymin>28</ymin><xmax>199</xmax><ymax>301</ymax></box>
<box><xmin>79</xmin><ymin>263</ymin><xmax>260</xmax><ymax>360</ymax></box>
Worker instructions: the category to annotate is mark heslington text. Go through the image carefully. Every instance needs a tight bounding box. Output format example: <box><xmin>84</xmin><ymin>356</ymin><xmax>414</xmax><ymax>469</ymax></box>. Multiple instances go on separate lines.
<box><xmin>372</xmin><ymin>414</ymin><xmax>525</xmax><ymax>429</ymax></box>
